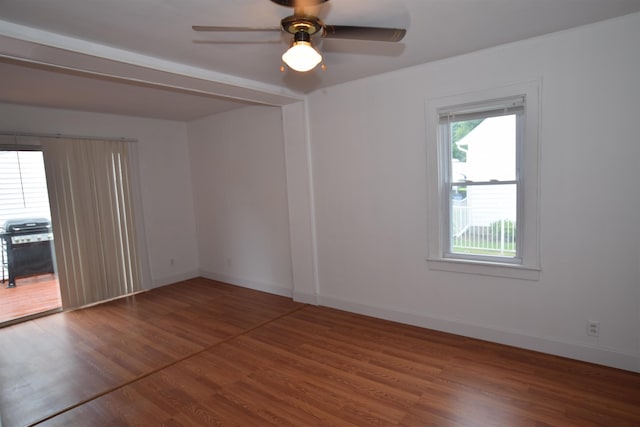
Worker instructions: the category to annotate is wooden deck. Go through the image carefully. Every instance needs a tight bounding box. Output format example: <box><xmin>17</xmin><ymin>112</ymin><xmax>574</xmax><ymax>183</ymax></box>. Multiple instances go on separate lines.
<box><xmin>0</xmin><ymin>273</ymin><xmax>61</xmax><ymax>324</ymax></box>
<box><xmin>1</xmin><ymin>277</ymin><xmax>639</xmax><ymax>426</ymax></box>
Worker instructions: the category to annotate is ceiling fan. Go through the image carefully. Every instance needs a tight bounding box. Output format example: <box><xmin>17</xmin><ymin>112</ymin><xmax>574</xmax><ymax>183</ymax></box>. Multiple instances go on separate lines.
<box><xmin>193</xmin><ymin>0</ymin><xmax>407</xmax><ymax>72</ymax></box>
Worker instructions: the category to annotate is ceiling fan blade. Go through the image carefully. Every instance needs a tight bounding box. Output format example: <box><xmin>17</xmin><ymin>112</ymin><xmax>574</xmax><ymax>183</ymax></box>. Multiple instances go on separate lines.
<box><xmin>322</xmin><ymin>25</ymin><xmax>406</xmax><ymax>42</ymax></box>
<box><xmin>192</xmin><ymin>25</ymin><xmax>281</xmax><ymax>32</ymax></box>
<box><xmin>193</xmin><ymin>40</ymin><xmax>283</xmax><ymax>45</ymax></box>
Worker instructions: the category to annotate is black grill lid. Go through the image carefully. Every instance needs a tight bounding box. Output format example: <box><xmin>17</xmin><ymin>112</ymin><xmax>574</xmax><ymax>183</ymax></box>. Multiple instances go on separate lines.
<box><xmin>1</xmin><ymin>217</ymin><xmax>51</xmax><ymax>233</ymax></box>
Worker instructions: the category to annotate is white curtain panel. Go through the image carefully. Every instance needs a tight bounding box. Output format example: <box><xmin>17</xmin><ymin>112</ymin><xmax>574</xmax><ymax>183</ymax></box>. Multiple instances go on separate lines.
<box><xmin>42</xmin><ymin>138</ymin><xmax>140</xmax><ymax>309</ymax></box>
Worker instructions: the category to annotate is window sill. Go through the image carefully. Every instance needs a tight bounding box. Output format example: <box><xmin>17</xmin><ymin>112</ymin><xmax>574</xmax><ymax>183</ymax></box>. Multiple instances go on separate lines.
<box><xmin>426</xmin><ymin>257</ymin><xmax>540</xmax><ymax>281</ymax></box>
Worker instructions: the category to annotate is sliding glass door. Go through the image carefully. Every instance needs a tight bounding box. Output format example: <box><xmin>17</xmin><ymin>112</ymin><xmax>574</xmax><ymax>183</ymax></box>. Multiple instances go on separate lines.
<box><xmin>1</xmin><ymin>136</ymin><xmax>143</xmax><ymax>324</ymax></box>
<box><xmin>0</xmin><ymin>148</ymin><xmax>61</xmax><ymax>324</ymax></box>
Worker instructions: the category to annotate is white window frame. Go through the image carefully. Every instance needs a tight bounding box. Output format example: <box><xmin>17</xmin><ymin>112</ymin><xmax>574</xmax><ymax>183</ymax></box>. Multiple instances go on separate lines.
<box><xmin>425</xmin><ymin>81</ymin><xmax>540</xmax><ymax>280</ymax></box>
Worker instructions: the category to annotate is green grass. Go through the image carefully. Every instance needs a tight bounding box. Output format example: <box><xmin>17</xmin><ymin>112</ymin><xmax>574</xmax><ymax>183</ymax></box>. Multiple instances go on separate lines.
<box><xmin>453</xmin><ymin>240</ymin><xmax>516</xmax><ymax>257</ymax></box>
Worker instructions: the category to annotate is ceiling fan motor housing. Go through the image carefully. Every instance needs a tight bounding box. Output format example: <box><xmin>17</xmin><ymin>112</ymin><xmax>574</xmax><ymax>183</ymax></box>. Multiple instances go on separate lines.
<box><xmin>281</xmin><ymin>15</ymin><xmax>323</xmax><ymax>36</ymax></box>
<box><xmin>271</xmin><ymin>0</ymin><xmax>328</xmax><ymax>7</ymax></box>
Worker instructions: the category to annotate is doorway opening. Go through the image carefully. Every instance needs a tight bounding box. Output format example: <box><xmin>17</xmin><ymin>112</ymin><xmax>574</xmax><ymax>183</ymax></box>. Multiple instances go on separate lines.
<box><xmin>0</xmin><ymin>149</ymin><xmax>61</xmax><ymax>325</ymax></box>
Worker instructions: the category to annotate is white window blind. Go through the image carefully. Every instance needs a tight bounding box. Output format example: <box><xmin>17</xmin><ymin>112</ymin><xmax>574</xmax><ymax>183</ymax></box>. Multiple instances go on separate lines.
<box><xmin>0</xmin><ymin>150</ymin><xmax>51</xmax><ymax>225</ymax></box>
<box><xmin>438</xmin><ymin>96</ymin><xmax>525</xmax><ymax>122</ymax></box>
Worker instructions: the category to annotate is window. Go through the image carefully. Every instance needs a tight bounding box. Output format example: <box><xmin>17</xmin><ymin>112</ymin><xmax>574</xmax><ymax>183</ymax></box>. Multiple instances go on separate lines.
<box><xmin>442</xmin><ymin>97</ymin><xmax>522</xmax><ymax>262</ymax></box>
<box><xmin>0</xmin><ymin>149</ymin><xmax>51</xmax><ymax>224</ymax></box>
<box><xmin>426</xmin><ymin>82</ymin><xmax>540</xmax><ymax>280</ymax></box>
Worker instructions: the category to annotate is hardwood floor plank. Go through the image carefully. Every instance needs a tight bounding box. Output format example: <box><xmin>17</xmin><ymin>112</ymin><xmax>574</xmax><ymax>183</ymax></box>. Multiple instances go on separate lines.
<box><xmin>2</xmin><ymin>278</ymin><xmax>639</xmax><ymax>426</ymax></box>
<box><xmin>238</xmin><ymin>373</ymin><xmax>366</xmax><ymax>426</ymax></box>
<box><xmin>0</xmin><ymin>279</ymin><xmax>304</xmax><ymax>427</ymax></box>
<box><xmin>401</xmin><ymin>388</ymin><xmax>535</xmax><ymax>427</ymax></box>
<box><xmin>222</xmin><ymin>380</ymin><xmax>317</xmax><ymax>427</ymax></box>
<box><xmin>267</xmin><ymin>318</ymin><xmax>449</xmax><ymax>377</ymax></box>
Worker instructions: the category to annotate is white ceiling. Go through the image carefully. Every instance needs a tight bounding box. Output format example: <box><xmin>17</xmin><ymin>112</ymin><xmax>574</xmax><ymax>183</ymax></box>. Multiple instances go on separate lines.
<box><xmin>1</xmin><ymin>0</ymin><xmax>640</xmax><ymax>121</ymax></box>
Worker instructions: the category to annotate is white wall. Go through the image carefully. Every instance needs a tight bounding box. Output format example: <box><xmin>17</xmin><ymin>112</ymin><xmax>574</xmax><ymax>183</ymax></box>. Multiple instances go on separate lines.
<box><xmin>0</xmin><ymin>103</ymin><xmax>200</xmax><ymax>288</ymax></box>
<box><xmin>187</xmin><ymin>105</ymin><xmax>294</xmax><ymax>297</ymax></box>
<box><xmin>306</xmin><ymin>13</ymin><xmax>640</xmax><ymax>371</ymax></box>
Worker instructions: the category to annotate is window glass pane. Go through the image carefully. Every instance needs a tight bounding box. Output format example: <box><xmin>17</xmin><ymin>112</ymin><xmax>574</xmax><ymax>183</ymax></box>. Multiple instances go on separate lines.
<box><xmin>450</xmin><ymin>115</ymin><xmax>516</xmax><ymax>183</ymax></box>
<box><xmin>450</xmin><ymin>183</ymin><xmax>516</xmax><ymax>258</ymax></box>
<box><xmin>0</xmin><ymin>150</ymin><xmax>51</xmax><ymax>223</ymax></box>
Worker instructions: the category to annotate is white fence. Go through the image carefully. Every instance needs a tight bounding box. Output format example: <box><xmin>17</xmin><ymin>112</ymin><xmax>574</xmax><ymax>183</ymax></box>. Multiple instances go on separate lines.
<box><xmin>452</xmin><ymin>205</ymin><xmax>516</xmax><ymax>257</ymax></box>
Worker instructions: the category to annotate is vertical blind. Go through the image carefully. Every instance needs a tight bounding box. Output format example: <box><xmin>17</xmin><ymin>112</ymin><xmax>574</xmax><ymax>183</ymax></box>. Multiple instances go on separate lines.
<box><xmin>42</xmin><ymin>138</ymin><xmax>141</xmax><ymax>309</ymax></box>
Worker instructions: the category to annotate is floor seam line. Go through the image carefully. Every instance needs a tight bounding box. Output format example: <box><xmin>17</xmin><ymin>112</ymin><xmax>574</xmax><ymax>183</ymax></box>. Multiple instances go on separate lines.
<box><xmin>28</xmin><ymin>303</ymin><xmax>309</xmax><ymax>426</ymax></box>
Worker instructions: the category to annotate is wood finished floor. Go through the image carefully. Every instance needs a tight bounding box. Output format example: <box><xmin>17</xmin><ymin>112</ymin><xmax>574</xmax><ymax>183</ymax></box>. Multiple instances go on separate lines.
<box><xmin>0</xmin><ymin>274</ymin><xmax>61</xmax><ymax>324</ymax></box>
<box><xmin>1</xmin><ymin>278</ymin><xmax>639</xmax><ymax>426</ymax></box>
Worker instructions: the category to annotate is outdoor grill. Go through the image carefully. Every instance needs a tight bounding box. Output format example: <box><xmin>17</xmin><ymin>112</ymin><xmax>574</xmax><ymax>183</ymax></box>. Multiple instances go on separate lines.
<box><xmin>0</xmin><ymin>217</ymin><xmax>54</xmax><ymax>288</ymax></box>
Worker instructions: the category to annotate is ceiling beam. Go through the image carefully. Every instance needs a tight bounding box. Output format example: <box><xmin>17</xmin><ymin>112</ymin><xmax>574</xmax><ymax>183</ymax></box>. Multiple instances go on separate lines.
<box><xmin>0</xmin><ymin>20</ymin><xmax>305</xmax><ymax>108</ymax></box>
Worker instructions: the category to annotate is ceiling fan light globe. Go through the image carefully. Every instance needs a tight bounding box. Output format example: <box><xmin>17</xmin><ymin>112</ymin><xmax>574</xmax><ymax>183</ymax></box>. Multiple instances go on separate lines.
<box><xmin>282</xmin><ymin>41</ymin><xmax>322</xmax><ymax>72</ymax></box>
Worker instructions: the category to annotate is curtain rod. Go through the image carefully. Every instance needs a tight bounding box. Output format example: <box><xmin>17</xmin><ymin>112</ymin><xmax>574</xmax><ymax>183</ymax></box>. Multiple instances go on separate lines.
<box><xmin>0</xmin><ymin>131</ymin><xmax>138</xmax><ymax>143</ymax></box>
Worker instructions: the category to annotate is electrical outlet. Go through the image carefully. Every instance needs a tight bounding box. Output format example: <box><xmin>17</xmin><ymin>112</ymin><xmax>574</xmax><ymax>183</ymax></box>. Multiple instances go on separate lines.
<box><xmin>587</xmin><ymin>320</ymin><xmax>600</xmax><ymax>337</ymax></box>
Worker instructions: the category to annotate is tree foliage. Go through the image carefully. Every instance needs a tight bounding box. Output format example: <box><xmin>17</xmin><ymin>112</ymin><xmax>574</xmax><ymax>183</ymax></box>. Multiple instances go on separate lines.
<box><xmin>451</xmin><ymin>119</ymin><xmax>483</xmax><ymax>162</ymax></box>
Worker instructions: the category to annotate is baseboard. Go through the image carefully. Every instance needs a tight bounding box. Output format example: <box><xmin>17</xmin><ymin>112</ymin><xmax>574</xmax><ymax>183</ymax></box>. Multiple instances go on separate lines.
<box><xmin>293</xmin><ymin>290</ymin><xmax>319</xmax><ymax>305</ymax></box>
<box><xmin>150</xmin><ymin>270</ymin><xmax>200</xmax><ymax>289</ymax></box>
<box><xmin>319</xmin><ymin>294</ymin><xmax>640</xmax><ymax>373</ymax></box>
<box><xmin>199</xmin><ymin>270</ymin><xmax>293</xmax><ymax>298</ymax></box>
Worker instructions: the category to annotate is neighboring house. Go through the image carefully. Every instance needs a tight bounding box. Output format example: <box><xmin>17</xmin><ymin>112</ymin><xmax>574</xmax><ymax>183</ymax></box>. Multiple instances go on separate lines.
<box><xmin>451</xmin><ymin>115</ymin><xmax>517</xmax><ymax>229</ymax></box>
<box><xmin>0</xmin><ymin>150</ymin><xmax>51</xmax><ymax>226</ymax></box>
